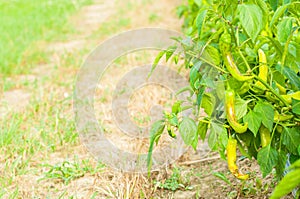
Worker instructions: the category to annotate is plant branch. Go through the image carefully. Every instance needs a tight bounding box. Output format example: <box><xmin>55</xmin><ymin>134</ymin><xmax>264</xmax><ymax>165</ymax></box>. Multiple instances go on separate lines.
<box><xmin>238</xmin><ymin>49</ymin><xmax>251</xmax><ymax>72</ymax></box>
<box><xmin>281</xmin><ymin>32</ymin><xmax>294</xmax><ymax>66</ymax></box>
<box><xmin>186</xmin><ymin>50</ymin><xmax>228</xmax><ymax>73</ymax></box>
<box><xmin>254</xmin><ymin>75</ymin><xmax>290</xmax><ymax>107</ymax></box>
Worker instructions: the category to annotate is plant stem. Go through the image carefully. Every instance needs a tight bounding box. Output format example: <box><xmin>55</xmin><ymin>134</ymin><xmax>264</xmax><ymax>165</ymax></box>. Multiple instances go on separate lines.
<box><xmin>238</xmin><ymin>49</ymin><xmax>251</xmax><ymax>72</ymax></box>
<box><xmin>254</xmin><ymin>75</ymin><xmax>290</xmax><ymax>107</ymax></box>
<box><xmin>186</xmin><ymin>50</ymin><xmax>228</xmax><ymax>73</ymax></box>
<box><xmin>281</xmin><ymin>33</ymin><xmax>294</xmax><ymax>66</ymax></box>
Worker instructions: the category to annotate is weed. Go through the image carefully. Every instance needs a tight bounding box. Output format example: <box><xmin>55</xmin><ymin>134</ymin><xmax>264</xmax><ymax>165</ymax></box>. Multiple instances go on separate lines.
<box><xmin>40</xmin><ymin>158</ymin><xmax>105</xmax><ymax>185</ymax></box>
<box><xmin>154</xmin><ymin>167</ymin><xmax>185</xmax><ymax>191</ymax></box>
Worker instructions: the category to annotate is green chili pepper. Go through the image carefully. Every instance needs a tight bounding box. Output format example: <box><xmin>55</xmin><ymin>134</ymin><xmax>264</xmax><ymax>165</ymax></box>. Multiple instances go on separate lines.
<box><xmin>259</xmin><ymin>125</ymin><xmax>271</xmax><ymax>148</ymax></box>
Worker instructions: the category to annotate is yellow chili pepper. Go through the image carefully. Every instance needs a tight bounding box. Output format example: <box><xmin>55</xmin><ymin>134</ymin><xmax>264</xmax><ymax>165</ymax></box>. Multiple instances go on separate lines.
<box><xmin>227</xmin><ymin>136</ymin><xmax>249</xmax><ymax>180</ymax></box>
<box><xmin>281</xmin><ymin>91</ymin><xmax>300</xmax><ymax>104</ymax></box>
<box><xmin>219</xmin><ymin>31</ymin><xmax>254</xmax><ymax>82</ymax></box>
<box><xmin>275</xmin><ymin>82</ymin><xmax>287</xmax><ymax>95</ymax></box>
<box><xmin>224</xmin><ymin>54</ymin><xmax>254</xmax><ymax>82</ymax></box>
<box><xmin>253</xmin><ymin>49</ymin><xmax>268</xmax><ymax>93</ymax></box>
<box><xmin>225</xmin><ymin>89</ymin><xmax>248</xmax><ymax>133</ymax></box>
<box><xmin>274</xmin><ymin>111</ymin><xmax>294</xmax><ymax>122</ymax></box>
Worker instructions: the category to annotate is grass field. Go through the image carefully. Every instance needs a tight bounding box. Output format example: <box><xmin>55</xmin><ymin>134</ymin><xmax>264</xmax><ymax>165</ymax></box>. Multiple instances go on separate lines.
<box><xmin>0</xmin><ymin>0</ymin><xmax>92</xmax><ymax>75</ymax></box>
<box><xmin>0</xmin><ymin>0</ymin><xmax>183</xmax><ymax>197</ymax></box>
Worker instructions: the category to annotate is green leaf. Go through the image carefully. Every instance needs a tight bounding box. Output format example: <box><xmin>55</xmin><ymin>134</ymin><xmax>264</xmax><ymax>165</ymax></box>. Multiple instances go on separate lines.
<box><xmin>223</xmin><ymin>0</ymin><xmax>238</xmax><ymax>18</ymax></box>
<box><xmin>172</xmin><ymin>101</ymin><xmax>181</xmax><ymax>115</ymax></box>
<box><xmin>169</xmin><ymin>114</ymin><xmax>179</xmax><ymax>127</ymax></box>
<box><xmin>189</xmin><ymin>61</ymin><xmax>202</xmax><ymax>90</ymax></box>
<box><xmin>282</xmin><ymin>127</ymin><xmax>300</xmax><ymax>155</ymax></box>
<box><xmin>196</xmin><ymin>87</ymin><xmax>206</xmax><ymax>108</ymax></box>
<box><xmin>291</xmin><ymin>159</ymin><xmax>300</xmax><ymax>169</ymax></box>
<box><xmin>213</xmin><ymin>172</ymin><xmax>231</xmax><ymax>185</ymax></box>
<box><xmin>218</xmin><ymin>127</ymin><xmax>228</xmax><ymax>148</ymax></box>
<box><xmin>257</xmin><ymin>145</ymin><xmax>279</xmax><ymax>177</ymax></box>
<box><xmin>283</xmin><ymin>0</ymin><xmax>291</xmax><ymax>5</ymax></box>
<box><xmin>191</xmin><ymin>135</ymin><xmax>199</xmax><ymax>151</ymax></box>
<box><xmin>218</xmin><ymin>127</ymin><xmax>228</xmax><ymax>160</ymax></box>
<box><xmin>245</xmin><ymin>46</ymin><xmax>257</xmax><ymax>58</ymax></box>
<box><xmin>254</xmin><ymin>102</ymin><xmax>274</xmax><ymax>132</ymax></box>
<box><xmin>277</xmin><ymin>17</ymin><xmax>293</xmax><ymax>43</ymax></box>
<box><xmin>254</xmin><ymin>0</ymin><xmax>269</xmax><ymax>28</ymax></box>
<box><xmin>292</xmin><ymin>99</ymin><xmax>300</xmax><ymax>115</ymax></box>
<box><xmin>275</xmin><ymin>151</ymin><xmax>288</xmax><ymax>179</ymax></box>
<box><xmin>194</xmin><ymin>0</ymin><xmax>202</xmax><ymax>7</ymax></box>
<box><xmin>237</xmin><ymin>4</ymin><xmax>263</xmax><ymax>41</ymax></box>
<box><xmin>275</xmin><ymin>65</ymin><xmax>300</xmax><ymax>90</ymax></box>
<box><xmin>197</xmin><ymin>120</ymin><xmax>208</xmax><ymax>141</ymax></box>
<box><xmin>235</xmin><ymin>98</ymin><xmax>250</xmax><ymax>120</ymax></box>
<box><xmin>165</xmin><ymin>46</ymin><xmax>177</xmax><ymax>62</ymax></box>
<box><xmin>201</xmin><ymin>93</ymin><xmax>216</xmax><ymax>116</ymax></box>
<box><xmin>243</xmin><ymin>110</ymin><xmax>262</xmax><ymax>136</ymax></box>
<box><xmin>270</xmin><ymin>4</ymin><xmax>289</xmax><ymax>27</ymax></box>
<box><xmin>149</xmin><ymin>51</ymin><xmax>165</xmax><ymax>78</ymax></box>
<box><xmin>173</xmin><ymin>54</ymin><xmax>179</xmax><ymax>64</ymax></box>
<box><xmin>195</xmin><ymin>9</ymin><xmax>207</xmax><ymax>37</ymax></box>
<box><xmin>147</xmin><ymin>120</ymin><xmax>165</xmax><ymax>174</ymax></box>
<box><xmin>201</xmin><ymin>45</ymin><xmax>221</xmax><ymax>66</ymax></box>
<box><xmin>208</xmin><ymin>131</ymin><xmax>217</xmax><ymax>151</ymax></box>
<box><xmin>179</xmin><ymin>117</ymin><xmax>198</xmax><ymax>148</ymax></box>
<box><xmin>269</xmin><ymin>0</ymin><xmax>279</xmax><ymax>11</ymax></box>
<box><xmin>270</xmin><ymin>168</ymin><xmax>300</xmax><ymax>199</ymax></box>
<box><xmin>208</xmin><ymin>123</ymin><xmax>226</xmax><ymax>150</ymax></box>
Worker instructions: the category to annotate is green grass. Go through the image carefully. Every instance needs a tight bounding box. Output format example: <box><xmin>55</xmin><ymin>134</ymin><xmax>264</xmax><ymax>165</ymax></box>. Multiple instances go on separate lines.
<box><xmin>0</xmin><ymin>0</ymin><xmax>92</xmax><ymax>75</ymax></box>
<box><xmin>40</xmin><ymin>157</ymin><xmax>105</xmax><ymax>185</ymax></box>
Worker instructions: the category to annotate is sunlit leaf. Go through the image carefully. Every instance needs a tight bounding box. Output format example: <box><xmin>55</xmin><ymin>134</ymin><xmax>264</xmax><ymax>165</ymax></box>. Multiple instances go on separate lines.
<box><xmin>292</xmin><ymin>99</ymin><xmax>300</xmax><ymax>115</ymax></box>
<box><xmin>179</xmin><ymin>117</ymin><xmax>198</xmax><ymax>149</ymax></box>
<box><xmin>147</xmin><ymin>120</ymin><xmax>165</xmax><ymax>174</ymax></box>
<box><xmin>254</xmin><ymin>102</ymin><xmax>274</xmax><ymax>132</ymax></box>
<box><xmin>237</xmin><ymin>4</ymin><xmax>263</xmax><ymax>41</ymax></box>
<box><xmin>195</xmin><ymin>9</ymin><xmax>207</xmax><ymax>37</ymax></box>
<box><xmin>270</xmin><ymin>168</ymin><xmax>300</xmax><ymax>199</ymax></box>
<box><xmin>243</xmin><ymin>110</ymin><xmax>262</xmax><ymax>136</ymax></box>
<box><xmin>277</xmin><ymin>17</ymin><xmax>293</xmax><ymax>43</ymax></box>
<box><xmin>201</xmin><ymin>93</ymin><xmax>216</xmax><ymax>116</ymax></box>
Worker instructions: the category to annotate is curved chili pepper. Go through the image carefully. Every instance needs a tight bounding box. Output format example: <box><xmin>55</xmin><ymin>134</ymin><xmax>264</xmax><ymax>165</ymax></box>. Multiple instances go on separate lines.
<box><xmin>225</xmin><ymin>89</ymin><xmax>248</xmax><ymax>133</ymax></box>
<box><xmin>227</xmin><ymin>136</ymin><xmax>249</xmax><ymax>180</ymax></box>
<box><xmin>282</xmin><ymin>91</ymin><xmax>300</xmax><ymax>104</ymax></box>
<box><xmin>274</xmin><ymin>111</ymin><xmax>293</xmax><ymax>122</ymax></box>
<box><xmin>219</xmin><ymin>31</ymin><xmax>254</xmax><ymax>82</ymax></box>
<box><xmin>259</xmin><ymin>125</ymin><xmax>271</xmax><ymax>148</ymax></box>
<box><xmin>224</xmin><ymin>54</ymin><xmax>254</xmax><ymax>82</ymax></box>
<box><xmin>253</xmin><ymin>49</ymin><xmax>268</xmax><ymax>93</ymax></box>
<box><xmin>276</xmin><ymin>82</ymin><xmax>286</xmax><ymax>95</ymax></box>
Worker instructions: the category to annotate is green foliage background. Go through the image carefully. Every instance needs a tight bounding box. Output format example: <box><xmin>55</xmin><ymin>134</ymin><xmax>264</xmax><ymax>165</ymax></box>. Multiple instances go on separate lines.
<box><xmin>149</xmin><ymin>0</ymin><xmax>300</xmax><ymax>197</ymax></box>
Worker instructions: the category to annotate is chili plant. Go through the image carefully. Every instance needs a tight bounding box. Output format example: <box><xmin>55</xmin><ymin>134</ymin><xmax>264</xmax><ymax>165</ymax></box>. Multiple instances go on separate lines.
<box><xmin>148</xmin><ymin>0</ymin><xmax>300</xmax><ymax>197</ymax></box>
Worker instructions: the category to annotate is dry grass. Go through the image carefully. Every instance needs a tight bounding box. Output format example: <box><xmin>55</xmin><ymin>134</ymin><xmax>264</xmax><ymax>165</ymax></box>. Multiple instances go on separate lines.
<box><xmin>0</xmin><ymin>0</ymin><xmax>187</xmax><ymax>198</ymax></box>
